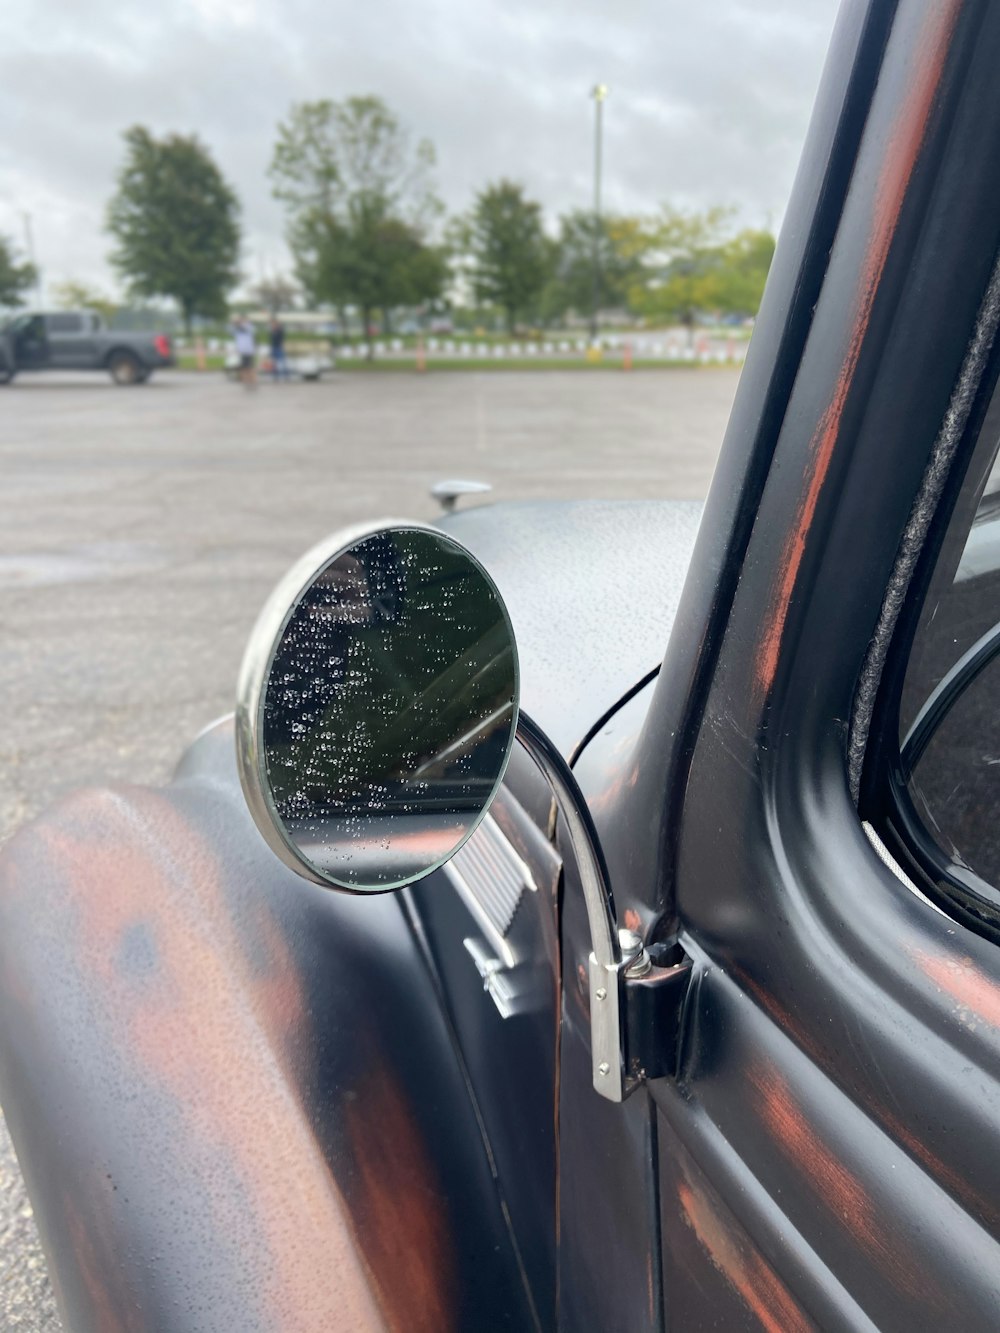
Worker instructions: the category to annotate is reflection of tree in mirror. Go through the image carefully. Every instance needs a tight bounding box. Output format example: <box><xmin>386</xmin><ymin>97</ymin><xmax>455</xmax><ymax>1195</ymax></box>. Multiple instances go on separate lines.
<box><xmin>262</xmin><ymin>529</ymin><xmax>516</xmax><ymax>885</ymax></box>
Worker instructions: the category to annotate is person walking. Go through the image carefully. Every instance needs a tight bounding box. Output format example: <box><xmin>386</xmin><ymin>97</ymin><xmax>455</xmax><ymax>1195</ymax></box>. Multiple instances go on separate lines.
<box><xmin>232</xmin><ymin>317</ymin><xmax>257</xmax><ymax>389</ymax></box>
<box><xmin>269</xmin><ymin>317</ymin><xmax>289</xmax><ymax>381</ymax></box>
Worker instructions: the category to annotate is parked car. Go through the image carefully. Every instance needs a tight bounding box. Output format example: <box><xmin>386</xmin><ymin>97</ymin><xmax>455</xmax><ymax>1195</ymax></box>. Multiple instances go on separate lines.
<box><xmin>0</xmin><ymin>310</ymin><xmax>174</xmax><ymax>385</ymax></box>
<box><xmin>8</xmin><ymin>4</ymin><xmax>1000</xmax><ymax>1330</ymax></box>
<box><xmin>223</xmin><ymin>346</ymin><xmax>335</xmax><ymax>381</ymax></box>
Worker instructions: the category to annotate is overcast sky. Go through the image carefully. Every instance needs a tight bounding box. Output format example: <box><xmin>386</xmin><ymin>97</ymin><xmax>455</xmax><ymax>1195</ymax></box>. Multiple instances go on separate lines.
<box><xmin>0</xmin><ymin>0</ymin><xmax>840</xmax><ymax>300</ymax></box>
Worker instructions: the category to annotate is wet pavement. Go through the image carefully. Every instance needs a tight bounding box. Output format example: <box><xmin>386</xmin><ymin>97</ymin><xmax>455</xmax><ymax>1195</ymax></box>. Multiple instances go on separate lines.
<box><xmin>0</xmin><ymin>366</ymin><xmax>738</xmax><ymax>1328</ymax></box>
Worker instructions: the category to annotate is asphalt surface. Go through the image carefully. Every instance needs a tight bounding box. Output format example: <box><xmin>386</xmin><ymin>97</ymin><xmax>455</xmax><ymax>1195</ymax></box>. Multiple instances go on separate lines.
<box><xmin>0</xmin><ymin>366</ymin><xmax>739</xmax><ymax>1329</ymax></box>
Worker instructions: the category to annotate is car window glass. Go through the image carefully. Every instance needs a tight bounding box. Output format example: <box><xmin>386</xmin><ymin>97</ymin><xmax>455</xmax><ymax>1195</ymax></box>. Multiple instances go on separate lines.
<box><xmin>46</xmin><ymin>314</ymin><xmax>82</xmax><ymax>334</ymax></box>
<box><xmin>898</xmin><ymin>419</ymin><xmax>1000</xmax><ymax>896</ymax></box>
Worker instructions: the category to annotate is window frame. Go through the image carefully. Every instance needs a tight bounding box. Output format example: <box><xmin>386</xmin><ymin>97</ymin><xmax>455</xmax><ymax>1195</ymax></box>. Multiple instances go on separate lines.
<box><xmin>863</xmin><ymin>336</ymin><xmax>1000</xmax><ymax>942</ymax></box>
<box><xmin>45</xmin><ymin>313</ymin><xmax>84</xmax><ymax>335</ymax></box>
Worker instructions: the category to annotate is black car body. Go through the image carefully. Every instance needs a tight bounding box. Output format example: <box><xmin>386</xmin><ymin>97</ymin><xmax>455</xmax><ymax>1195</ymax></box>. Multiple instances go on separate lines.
<box><xmin>0</xmin><ymin>310</ymin><xmax>175</xmax><ymax>385</ymax></box>
<box><xmin>6</xmin><ymin>2</ymin><xmax>1000</xmax><ymax>1329</ymax></box>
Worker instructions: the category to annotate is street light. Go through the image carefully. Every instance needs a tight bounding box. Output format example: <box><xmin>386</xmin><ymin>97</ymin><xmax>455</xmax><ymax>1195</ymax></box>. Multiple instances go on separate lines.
<box><xmin>21</xmin><ymin>211</ymin><xmax>41</xmax><ymax>308</ymax></box>
<box><xmin>590</xmin><ymin>83</ymin><xmax>609</xmax><ymax>343</ymax></box>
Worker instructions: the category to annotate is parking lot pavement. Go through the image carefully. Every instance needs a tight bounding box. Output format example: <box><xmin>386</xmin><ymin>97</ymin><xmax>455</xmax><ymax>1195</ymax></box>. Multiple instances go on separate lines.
<box><xmin>0</xmin><ymin>366</ymin><xmax>738</xmax><ymax>1328</ymax></box>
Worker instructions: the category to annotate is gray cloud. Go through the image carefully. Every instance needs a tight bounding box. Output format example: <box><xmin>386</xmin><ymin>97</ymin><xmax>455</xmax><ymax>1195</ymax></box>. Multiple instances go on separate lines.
<box><xmin>0</xmin><ymin>0</ymin><xmax>839</xmax><ymax>298</ymax></box>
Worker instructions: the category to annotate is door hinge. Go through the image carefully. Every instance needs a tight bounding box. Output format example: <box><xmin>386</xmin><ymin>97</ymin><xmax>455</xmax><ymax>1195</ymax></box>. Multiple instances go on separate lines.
<box><xmin>590</xmin><ymin>932</ymin><xmax>693</xmax><ymax>1101</ymax></box>
<box><xmin>622</xmin><ymin>946</ymin><xmax>693</xmax><ymax>1086</ymax></box>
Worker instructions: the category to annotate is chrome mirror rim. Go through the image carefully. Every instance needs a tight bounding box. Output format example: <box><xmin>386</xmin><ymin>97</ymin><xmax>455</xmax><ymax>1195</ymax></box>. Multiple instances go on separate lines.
<box><xmin>235</xmin><ymin>518</ymin><xmax>520</xmax><ymax>893</ymax></box>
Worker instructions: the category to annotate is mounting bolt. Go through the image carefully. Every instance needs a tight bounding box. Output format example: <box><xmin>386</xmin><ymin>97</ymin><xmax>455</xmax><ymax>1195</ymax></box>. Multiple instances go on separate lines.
<box><xmin>596</xmin><ymin>987</ymin><xmax>607</xmax><ymax>1000</ymax></box>
<box><xmin>619</xmin><ymin>927</ymin><xmax>652</xmax><ymax>979</ymax></box>
<box><xmin>598</xmin><ymin>1062</ymin><xmax>610</xmax><ymax>1076</ymax></box>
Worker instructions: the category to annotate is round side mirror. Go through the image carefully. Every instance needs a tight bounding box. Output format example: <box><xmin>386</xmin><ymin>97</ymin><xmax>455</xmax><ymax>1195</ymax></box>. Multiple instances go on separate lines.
<box><xmin>236</xmin><ymin>522</ymin><xmax>519</xmax><ymax>892</ymax></box>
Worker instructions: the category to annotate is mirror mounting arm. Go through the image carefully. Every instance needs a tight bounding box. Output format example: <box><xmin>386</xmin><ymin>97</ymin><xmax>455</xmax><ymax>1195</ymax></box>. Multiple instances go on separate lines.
<box><xmin>515</xmin><ymin>711</ymin><xmax>687</xmax><ymax>1103</ymax></box>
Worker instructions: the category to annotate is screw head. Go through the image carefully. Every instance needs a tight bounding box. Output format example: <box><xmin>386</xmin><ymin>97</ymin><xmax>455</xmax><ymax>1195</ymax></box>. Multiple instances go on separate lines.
<box><xmin>596</xmin><ymin>987</ymin><xmax>607</xmax><ymax>1000</ymax></box>
<box><xmin>598</xmin><ymin>1062</ymin><xmax>610</xmax><ymax>1076</ymax></box>
<box><xmin>618</xmin><ymin>928</ymin><xmax>643</xmax><ymax>956</ymax></box>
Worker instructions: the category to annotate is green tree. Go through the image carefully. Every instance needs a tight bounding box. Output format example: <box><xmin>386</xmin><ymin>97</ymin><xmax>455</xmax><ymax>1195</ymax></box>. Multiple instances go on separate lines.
<box><xmin>544</xmin><ymin>211</ymin><xmax>647</xmax><ymax>323</ymax></box>
<box><xmin>107</xmin><ymin>127</ymin><xmax>241</xmax><ymax>332</ymax></box>
<box><xmin>51</xmin><ymin>280</ymin><xmax>118</xmax><ymax>325</ymax></box>
<box><xmin>271</xmin><ymin>96</ymin><xmax>443</xmax><ymax>355</ymax></box>
<box><xmin>462</xmin><ymin>181</ymin><xmax>551</xmax><ymax>334</ymax></box>
<box><xmin>251</xmin><ymin>274</ymin><xmax>299</xmax><ymax>315</ymax></box>
<box><xmin>307</xmin><ymin>207</ymin><xmax>447</xmax><ymax>338</ymax></box>
<box><xmin>699</xmin><ymin>228</ymin><xmax>776</xmax><ymax>318</ymax></box>
<box><xmin>0</xmin><ymin>237</ymin><xmax>37</xmax><ymax>309</ymax></box>
<box><xmin>628</xmin><ymin>208</ymin><xmax>775</xmax><ymax>337</ymax></box>
<box><xmin>628</xmin><ymin>207</ymin><xmax>730</xmax><ymax>337</ymax></box>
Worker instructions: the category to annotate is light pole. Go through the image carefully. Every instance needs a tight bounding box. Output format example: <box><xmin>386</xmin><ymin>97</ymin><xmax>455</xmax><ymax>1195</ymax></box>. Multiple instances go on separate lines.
<box><xmin>21</xmin><ymin>211</ymin><xmax>41</xmax><ymax>308</ymax></box>
<box><xmin>590</xmin><ymin>83</ymin><xmax>608</xmax><ymax>343</ymax></box>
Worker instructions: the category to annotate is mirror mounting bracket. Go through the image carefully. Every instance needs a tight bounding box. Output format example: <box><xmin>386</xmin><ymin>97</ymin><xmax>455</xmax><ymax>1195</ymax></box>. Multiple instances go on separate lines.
<box><xmin>515</xmin><ymin>712</ymin><xmax>692</xmax><ymax>1102</ymax></box>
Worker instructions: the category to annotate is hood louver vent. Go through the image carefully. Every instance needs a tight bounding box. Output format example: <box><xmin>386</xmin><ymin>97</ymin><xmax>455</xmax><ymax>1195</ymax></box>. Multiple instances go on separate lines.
<box><xmin>445</xmin><ymin>815</ymin><xmax>536</xmax><ymax>965</ymax></box>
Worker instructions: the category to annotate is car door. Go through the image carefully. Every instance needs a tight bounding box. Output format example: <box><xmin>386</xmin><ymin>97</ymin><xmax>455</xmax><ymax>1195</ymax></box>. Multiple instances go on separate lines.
<box><xmin>45</xmin><ymin>311</ymin><xmax>98</xmax><ymax>368</ymax></box>
<box><xmin>10</xmin><ymin>313</ymin><xmax>49</xmax><ymax>369</ymax></box>
<box><xmin>555</xmin><ymin>3</ymin><xmax>1000</xmax><ymax>1329</ymax></box>
<box><xmin>408</xmin><ymin>747</ymin><xmax>561</xmax><ymax>1330</ymax></box>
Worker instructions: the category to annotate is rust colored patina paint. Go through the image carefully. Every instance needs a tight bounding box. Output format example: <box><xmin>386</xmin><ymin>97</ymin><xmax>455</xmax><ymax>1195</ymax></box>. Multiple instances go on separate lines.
<box><xmin>0</xmin><ymin>786</ymin><xmax>458</xmax><ymax>1332</ymax></box>
<box><xmin>584</xmin><ymin>759</ymin><xmax>642</xmax><ymax>820</ymax></box>
<box><xmin>910</xmin><ymin>947</ymin><xmax>1000</xmax><ymax>1031</ymax></box>
<box><xmin>731</xmin><ymin>962</ymin><xmax>1000</xmax><ymax>1233</ymax></box>
<box><xmin>60</xmin><ymin>1194</ymin><xmax>143</xmax><ymax>1333</ymax></box>
<box><xmin>754</xmin><ymin>0</ymin><xmax>962</xmax><ymax>697</ymax></box>
<box><xmin>42</xmin><ymin>789</ymin><xmax>387</xmax><ymax>1331</ymax></box>
<box><xmin>341</xmin><ymin>1064</ymin><xmax>457</xmax><ymax>1333</ymax></box>
<box><xmin>676</xmin><ymin>1174</ymin><xmax>814</xmax><ymax>1333</ymax></box>
<box><xmin>748</xmin><ymin>1062</ymin><xmax>934</xmax><ymax>1303</ymax></box>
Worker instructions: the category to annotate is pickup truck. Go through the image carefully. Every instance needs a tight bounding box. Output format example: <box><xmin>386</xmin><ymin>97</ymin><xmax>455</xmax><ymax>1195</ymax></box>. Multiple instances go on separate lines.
<box><xmin>0</xmin><ymin>310</ymin><xmax>174</xmax><ymax>385</ymax></box>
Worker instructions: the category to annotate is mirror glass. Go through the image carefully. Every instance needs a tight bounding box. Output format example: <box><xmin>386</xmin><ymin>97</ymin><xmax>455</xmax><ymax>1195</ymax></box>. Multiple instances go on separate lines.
<box><xmin>240</xmin><ymin>525</ymin><xmax>519</xmax><ymax>891</ymax></box>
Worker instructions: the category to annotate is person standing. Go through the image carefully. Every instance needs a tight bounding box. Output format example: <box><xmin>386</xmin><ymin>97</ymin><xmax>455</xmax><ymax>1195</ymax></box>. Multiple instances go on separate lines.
<box><xmin>269</xmin><ymin>316</ymin><xmax>289</xmax><ymax>381</ymax></box>
<box><xmin>232</xmin><ymin>317</ymin><xmax>257</xmax><ymax>389</ymax></box>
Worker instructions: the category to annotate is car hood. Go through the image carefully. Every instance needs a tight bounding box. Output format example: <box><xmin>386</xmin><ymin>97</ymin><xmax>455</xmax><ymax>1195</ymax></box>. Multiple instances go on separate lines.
<box><xmin>442</xmin><ymin>499</ymin><xmax>703</xmax><ymax>760</ymax></box>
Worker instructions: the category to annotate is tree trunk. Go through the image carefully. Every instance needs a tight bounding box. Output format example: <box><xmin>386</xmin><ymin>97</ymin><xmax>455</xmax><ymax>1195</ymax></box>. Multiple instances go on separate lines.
<box><xmin>364</xmin><ymin>307</ymin><xmax>374</xmax><ymax>362</ymax></box>
<box><xmin>383</xmin><ymin>309</ymin><xmax>394</xmax><ymax>337</ymax></box>
<box><xmin>182</xmin><ymin>301</ymin><xmax>194</xmax><ymax>336</ymax></box>
<box><xmin>505</xmin><ymin>306</ymin><xmax>515</xmax><ymax>337</ymax></box>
